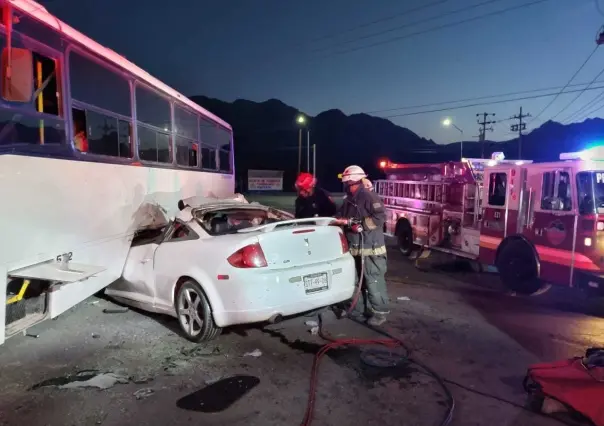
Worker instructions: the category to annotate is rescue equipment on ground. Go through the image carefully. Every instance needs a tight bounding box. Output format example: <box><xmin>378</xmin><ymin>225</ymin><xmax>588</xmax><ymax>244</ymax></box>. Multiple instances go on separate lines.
<box><xmin>524</xmin><ymin>348</ymin><xmax>604</xmax><ymax>426</ymax></box>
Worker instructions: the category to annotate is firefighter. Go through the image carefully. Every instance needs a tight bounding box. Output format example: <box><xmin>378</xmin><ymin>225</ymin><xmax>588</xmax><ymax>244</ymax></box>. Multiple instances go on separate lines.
<box><xmin>294</xmin><ymin>172</ymin><xmax>337</xmax><ymax>219</ymax></box>
<box><xmin>333</xmin><ymin>165</ymin><xmax>390</xmax><ymax>326</ymax></box>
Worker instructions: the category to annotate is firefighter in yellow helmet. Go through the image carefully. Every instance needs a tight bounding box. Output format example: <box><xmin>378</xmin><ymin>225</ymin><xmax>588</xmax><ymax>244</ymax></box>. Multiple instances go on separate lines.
<box><xmin>333</xmin><ymin>165</ymin><xmax>390</xmax><ymax>326</ymax></box>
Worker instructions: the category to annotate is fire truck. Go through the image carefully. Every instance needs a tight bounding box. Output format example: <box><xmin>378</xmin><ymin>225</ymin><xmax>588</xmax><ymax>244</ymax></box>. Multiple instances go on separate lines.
<box><xmin>374</xmin><ymin>147</ymin><xmax>604</xmax><ymax>296</ymax></box>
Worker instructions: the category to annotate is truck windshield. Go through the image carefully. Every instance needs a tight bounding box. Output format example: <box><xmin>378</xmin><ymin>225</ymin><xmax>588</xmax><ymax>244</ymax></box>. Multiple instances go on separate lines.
<box><xmin>577</xmin><ymin>171</ymin><xmax>604</xmax><ymax>214</ymax></box>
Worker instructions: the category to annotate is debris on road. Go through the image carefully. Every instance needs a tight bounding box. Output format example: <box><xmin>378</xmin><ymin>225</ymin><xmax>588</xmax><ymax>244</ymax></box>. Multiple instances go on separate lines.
<box><xmin>397</xmin><ymin>296</ymin><xmax>411</xmax><ymax>301</ymax></box>
<box><xmin>304</xmin><ymin>320</ymin><xmax>319</xmax><ymax>327</ymax></box>
<box><xmin>31</xmin><ymin>371</ymin><xmax>130</xmax><ymax>390</ymax></box>
<box><xmin>133</xmin><ymin>388</ymin><xmax>155</xmax><ymax>400</ymax></box>
<box><xmin>102</xmin><ymin>307</ymin><xmax>129</xmax><ymax>314</ymax></box>
<box><xmin>25</xmin><ymin>332</ymin><xmax>39</xmax><ymax>338</ymax></box>
<box><xmin>309</xmin><ymin>326</ymin><xmax>319</xmax><ymax>335</ymax></box>
<box><xmin>243</xmin><ymin>349</ymin><xmax>262</xmax><ymax>358</ymax></box>
<box><xmin>92</xmin><ymin>333</ymin><xmax>100</xmax><ymax>339</ymax></box>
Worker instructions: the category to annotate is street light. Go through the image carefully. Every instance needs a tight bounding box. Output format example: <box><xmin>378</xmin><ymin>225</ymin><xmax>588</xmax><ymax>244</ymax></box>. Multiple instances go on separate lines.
<box><xmin>295</xmin><ymin>114</ymin><xmax>311</xmax><ymax>174</ymax></box>
<box><xmin>442</xmin><ymin>118</ymin><xmax>464</xmax><ymax>160</ymax></box>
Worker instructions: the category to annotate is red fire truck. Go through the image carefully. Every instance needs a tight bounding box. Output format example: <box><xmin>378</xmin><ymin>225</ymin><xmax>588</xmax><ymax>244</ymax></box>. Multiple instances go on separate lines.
<box><xmin>375</xmin><ymin>148</ymin><xmax>604</xmax><ymax>296</ymax></box>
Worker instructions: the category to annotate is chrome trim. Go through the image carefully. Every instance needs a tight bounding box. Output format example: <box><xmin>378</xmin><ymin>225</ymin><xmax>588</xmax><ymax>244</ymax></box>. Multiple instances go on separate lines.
<box><xmin>570</xmin><ymin>214</ymin><xmax>578</xmax><ymax>288</ymax></box>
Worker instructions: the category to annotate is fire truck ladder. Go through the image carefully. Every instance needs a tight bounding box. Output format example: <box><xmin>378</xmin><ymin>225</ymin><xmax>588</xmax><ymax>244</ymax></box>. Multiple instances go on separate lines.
<box><xmin>375</xmin><ymin>180</ymin><xmax>446</xmax><ymax>213</ymax></box>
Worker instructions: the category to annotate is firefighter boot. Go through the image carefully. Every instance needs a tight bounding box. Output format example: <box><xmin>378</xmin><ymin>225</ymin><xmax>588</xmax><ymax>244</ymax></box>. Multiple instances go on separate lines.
<box><xmin>367</xmin><ymin>312</ymin><xmax>388</xmax><ymax>327</ymax></box>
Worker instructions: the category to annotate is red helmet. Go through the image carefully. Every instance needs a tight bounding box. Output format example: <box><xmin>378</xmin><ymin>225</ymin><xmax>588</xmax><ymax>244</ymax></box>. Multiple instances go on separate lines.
<box><xmin>295</xmin><ymin>173</ymin><xmax>316</xmax><ymax>191</ymax></box>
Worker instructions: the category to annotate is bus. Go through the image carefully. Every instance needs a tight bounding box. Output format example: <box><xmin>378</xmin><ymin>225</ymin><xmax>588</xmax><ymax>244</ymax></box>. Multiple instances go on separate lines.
<box><xmin>0</xmin><ymin>0</ymin><xmax>235</xmax><ymax>344</ymax></box>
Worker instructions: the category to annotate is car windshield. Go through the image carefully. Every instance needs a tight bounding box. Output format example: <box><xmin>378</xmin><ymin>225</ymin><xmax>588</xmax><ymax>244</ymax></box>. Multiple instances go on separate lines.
<box><xmin>197</xmin><ymin>207</ymin><xmax>290</xmax><ymax>235</ymax></box>
<box><xmin>577</xmin><ymin>171</ymin><xmax>604</xmax><ymax>214</ymax></box>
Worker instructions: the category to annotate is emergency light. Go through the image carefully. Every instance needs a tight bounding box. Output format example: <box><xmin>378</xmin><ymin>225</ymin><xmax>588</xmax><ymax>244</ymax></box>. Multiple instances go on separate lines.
<box><xmin>560</xmin><ymin>146</ymin><xmax>604</xmax><ymax>161</ymax></box>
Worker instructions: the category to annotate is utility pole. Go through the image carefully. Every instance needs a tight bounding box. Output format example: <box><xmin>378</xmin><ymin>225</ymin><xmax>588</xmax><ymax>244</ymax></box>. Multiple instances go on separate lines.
<box><xmin>510</xmin><ymin>106</ymin><xmax>531</xmax><ymax>159</ymax></box>
<box><xmin>476</xmin><ymin>113</ymin><xmax>495</xmax><ymax>159</ymax></box>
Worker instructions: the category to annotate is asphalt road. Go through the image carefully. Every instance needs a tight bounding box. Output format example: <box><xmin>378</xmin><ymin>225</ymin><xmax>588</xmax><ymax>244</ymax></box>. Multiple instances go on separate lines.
<box><xmin>0</xmin><ymin>194</ymin><xmax>602</xmax><ymax>426</ymax></box>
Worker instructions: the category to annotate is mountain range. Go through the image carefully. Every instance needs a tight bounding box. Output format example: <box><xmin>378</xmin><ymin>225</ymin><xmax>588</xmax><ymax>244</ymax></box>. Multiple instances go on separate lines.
<box><xmin>190</xmin><ymin>95</ymin><xmax>604</xmax><ymax>192</ymax></box>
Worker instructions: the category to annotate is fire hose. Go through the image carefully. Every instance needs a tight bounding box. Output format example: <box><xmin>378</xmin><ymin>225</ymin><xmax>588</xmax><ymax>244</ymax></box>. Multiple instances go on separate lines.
<box><xmin>300</xmin><ymin>220</ymin><xmax>455</xmax><ymax>426</ymax></box>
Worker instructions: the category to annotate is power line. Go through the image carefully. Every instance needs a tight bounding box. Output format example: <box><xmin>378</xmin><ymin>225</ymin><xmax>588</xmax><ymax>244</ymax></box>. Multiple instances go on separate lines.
<box><xmin>376</xmin><ymin>83</ymin><xmax>604</xmax><ymax>118</ymax></box>
<box><xmin>528</xmin><ymin>45</ymin><xmax>600</xmax><ymax>125</ymax></box>
<box><xmin>311</xmin><ymin>0</ymin><xmax>505</xmax><ymax>53</ymax></box>
<box><xmin>365</xmin><ymin>79</ymin><xmax>604</xmax><ymax>114</ymax></box>
<box><xmin>308</xmin><ymin>0</ymin><xmax>451</xmax><ymax>44</ymax></box>
<box><xmin>550</xmin><ymin>63</ymin><xmax>604</xmax><ymax>121</ymax></box>
<box><xmin>320</xmin><ymin>0</ymin><xmax>553</xmax><ymax>58</ymax></box>
<box><xmin>572</xmin><ymin>90</ymin><xmax>604</xmax><ymax>119</ymax></box>
<box><xmin>562</xmin><ymin>89</ymin><xmax>604</xmax><ymax>123</ymax></box>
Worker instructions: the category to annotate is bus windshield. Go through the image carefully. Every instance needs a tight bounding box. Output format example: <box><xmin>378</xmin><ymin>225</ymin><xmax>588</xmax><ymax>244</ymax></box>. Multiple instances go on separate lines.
<box><xmin>577</xmin><ymin>171</ymin><xmax>604</xmax><ymax>214</ymax></box>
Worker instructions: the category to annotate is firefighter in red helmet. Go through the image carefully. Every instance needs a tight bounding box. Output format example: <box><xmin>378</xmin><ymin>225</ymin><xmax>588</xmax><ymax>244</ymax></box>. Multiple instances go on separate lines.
<box><xmin>294</xmin><ymin>172</ymin><xmax>337</xmax><ymax>219</ymax></box>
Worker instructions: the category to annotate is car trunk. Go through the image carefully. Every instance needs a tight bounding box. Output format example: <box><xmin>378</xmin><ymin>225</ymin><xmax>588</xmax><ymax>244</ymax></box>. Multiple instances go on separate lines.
<box><xmin>255</xmin><ymin>224</ymin><xmax>344</xmax><ymax>269</ymax></box>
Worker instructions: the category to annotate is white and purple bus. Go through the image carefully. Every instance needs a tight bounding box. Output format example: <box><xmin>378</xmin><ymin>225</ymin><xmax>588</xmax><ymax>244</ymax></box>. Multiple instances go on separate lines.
<box><xmin>0</xmin><ymin>0</ymin><xmax>234</xmax><ymax>344</ymax></box>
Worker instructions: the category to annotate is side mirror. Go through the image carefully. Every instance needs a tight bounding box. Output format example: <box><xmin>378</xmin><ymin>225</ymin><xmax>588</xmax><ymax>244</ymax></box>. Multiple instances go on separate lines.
<box><xmin>2</xmin><ymin>47</ymin><xmax>33</xmax><ymax>102</ymax></box>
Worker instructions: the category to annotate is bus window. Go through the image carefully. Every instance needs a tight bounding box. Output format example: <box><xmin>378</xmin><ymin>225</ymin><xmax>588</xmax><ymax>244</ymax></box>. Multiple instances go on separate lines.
<box><xmin>216</xmin><ymin>125</ymin><xmax>232</xmax><ymax>172</ymax></box>
<box><xmin>138</xmin><ymin>125</ymin><xmax>172</xmax><ymax>163</ymax></box>
<box><xmin>175</xmin><ymin>137</ymin><xmax>198</xmax><ymax>167</ymax></box>
<box><xmin>72</xmin><ymin>107</ymin><xmax>88</xmax><ymax>152</ymax></box>
<box><xmin>69</xmin><ymin>50</ymin><xmax>132</xmax><ymax>157</ymax></box>
<box><xmin>32</xmin><ymin>52</ymin><xmax>60</xmax><ymax>116</ymax></box>
<box><xmin>201</xmin><ymin>146</ymin><xmax>216</xmax><ymax>170</ymax></box>
<box><xmin>219</xmin><ymin>150</ymin><xmax>231</xmax><ymax>172</ymax></box>
<box><xmin>174</xmin><ymin>104</ymin><xmax>199</xmax><ymax>168</ymax></box>
<box><xmin>136</xmin><ymin>84</ymin><xmax>171</xmax><ymax>164</ymax></box>
<box><xmin>0</xmin><ymin>38</ymin><xmax>65</xmax><ymax>146</ymax></box>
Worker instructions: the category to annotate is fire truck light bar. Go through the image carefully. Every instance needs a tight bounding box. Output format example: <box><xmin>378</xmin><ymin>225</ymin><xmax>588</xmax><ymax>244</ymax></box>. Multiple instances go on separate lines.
<box><xmin>560</xmin><ymin>146</ymin><xmax>604</xmax><ymax>161</ymax></box>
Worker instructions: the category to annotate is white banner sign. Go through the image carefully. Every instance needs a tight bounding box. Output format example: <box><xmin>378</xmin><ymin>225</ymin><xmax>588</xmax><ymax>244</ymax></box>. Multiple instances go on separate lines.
<box><xmin>248</xmin><ymin>170</ymin><xmax>283</xmax><ymax>191</ymax></box>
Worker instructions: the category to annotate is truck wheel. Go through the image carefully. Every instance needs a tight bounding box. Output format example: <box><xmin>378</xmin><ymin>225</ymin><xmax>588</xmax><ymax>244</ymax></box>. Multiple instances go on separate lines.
<box><xmin>496</xmin><ymin>240</ymin><xmax>542</xmax><ymax>295</ymax></box>
<box><xmin>176</xmin><ymin>279</ymin><xmax>221</xmax><ymax>342</ymax></box>
<box><xmin>396</xmin><ymin>220</ymin><xmax>414</xmax><ymax>256</ymax></box>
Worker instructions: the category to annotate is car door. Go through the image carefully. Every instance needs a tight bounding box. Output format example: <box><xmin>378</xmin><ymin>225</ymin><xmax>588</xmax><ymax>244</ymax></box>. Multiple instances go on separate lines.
<box><xmin>152</xmin><ymin>221</ymin><xmax>202</xmax><ymax>311</ymax></box>
<box><xmin>522</xmin><ymin>168</ymin><xmax>575</xmax><ymax>286</ymax></box>
<box><xmin>119</xmin><ymin>242</ymin><xmax>159</xmax><ymax>306</ymax></box>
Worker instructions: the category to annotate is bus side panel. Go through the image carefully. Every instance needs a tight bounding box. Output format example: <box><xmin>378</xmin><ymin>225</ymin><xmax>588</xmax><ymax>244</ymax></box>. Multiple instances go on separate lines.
<box><xmin>1</xmin><ymin>155</ymin><xmax>234</xmax><ymax>320</ymax></box>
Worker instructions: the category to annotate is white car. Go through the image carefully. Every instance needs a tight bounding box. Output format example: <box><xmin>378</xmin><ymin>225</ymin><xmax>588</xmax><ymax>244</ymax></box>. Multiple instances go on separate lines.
<box><xmin>105</xmin><ymin>197</ymin><xmax>356</xmax><ymax>342</ymax></box>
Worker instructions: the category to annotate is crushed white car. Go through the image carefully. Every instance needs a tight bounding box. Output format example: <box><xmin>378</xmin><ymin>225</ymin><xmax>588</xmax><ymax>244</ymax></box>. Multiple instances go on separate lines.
<box><xmin>105</xmin><ymin>195</ymin><xmax>356</xmax><ymax>342</ymax></box>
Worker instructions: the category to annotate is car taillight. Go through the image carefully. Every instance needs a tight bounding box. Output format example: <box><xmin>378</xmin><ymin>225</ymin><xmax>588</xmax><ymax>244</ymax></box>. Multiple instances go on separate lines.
<box><xmin>227</xmin><ymin>243</ymin><xmax>268</xmax><ymax>268</ymax></box>
<box><xmin>339</xmin><ymin>232</ymin><xmax>349</xmax><ymax>254</ymax></box>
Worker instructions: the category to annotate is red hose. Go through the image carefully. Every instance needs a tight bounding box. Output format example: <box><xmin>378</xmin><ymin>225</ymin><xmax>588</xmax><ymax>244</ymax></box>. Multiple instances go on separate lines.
<box><xmin>300</xmin><ymin>335</ymin><xmax>401</xmax><ymax>426</ymax></box>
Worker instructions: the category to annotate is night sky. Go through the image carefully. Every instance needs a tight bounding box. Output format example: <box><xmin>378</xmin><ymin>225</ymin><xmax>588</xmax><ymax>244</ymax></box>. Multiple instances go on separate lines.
<box><xmin>45</xmin><ymin>0</ymin><xmax>602</xmax><ymax>144</ymax></box>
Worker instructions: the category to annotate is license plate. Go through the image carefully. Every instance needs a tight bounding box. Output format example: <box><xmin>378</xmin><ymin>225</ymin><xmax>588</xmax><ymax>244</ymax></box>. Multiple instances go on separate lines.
<box><xmin>303</xmin><ymin>272</ymin><xmax>329</xmax><ymax>294</ymax></box>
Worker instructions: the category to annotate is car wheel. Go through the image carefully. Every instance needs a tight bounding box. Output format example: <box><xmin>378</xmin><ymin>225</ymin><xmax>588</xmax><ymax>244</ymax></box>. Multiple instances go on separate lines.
<box><xmin>396</xmin><ymin>220</ymin><xmax>414</xmax><ymax>256</ymax></box>
<box><xmin>496</xmin><ymin>240</ymin><xmax>542</xmax><ymax>295</ymax></box>
<box><xmin>175</xmin><ymin>279</ymin><xmax>221</xmax><ymax>342</ymax></box>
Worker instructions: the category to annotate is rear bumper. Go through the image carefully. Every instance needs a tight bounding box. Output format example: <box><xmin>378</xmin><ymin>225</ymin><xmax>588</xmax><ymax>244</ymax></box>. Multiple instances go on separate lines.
<box><xmin>211</xmin><ymin>255</ymin><xmax>356</xmax><ymax>327</ymax></box>
<box><xmin>574</xmin><ymin>270</ymin><xmax>604</xmax><ymax>296</ymax></box>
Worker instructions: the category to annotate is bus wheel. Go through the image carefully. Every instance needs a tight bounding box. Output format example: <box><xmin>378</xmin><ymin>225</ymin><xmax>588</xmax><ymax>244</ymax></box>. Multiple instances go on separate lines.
<box><xmin>395</xmin><ymin>220</ymin><xmax>414</xmax><ymax>256</ymax></box>
<box><xmin>496</xmin><ymin>240</ymin><xmax>542</xmax><ymax>295</ymax></box>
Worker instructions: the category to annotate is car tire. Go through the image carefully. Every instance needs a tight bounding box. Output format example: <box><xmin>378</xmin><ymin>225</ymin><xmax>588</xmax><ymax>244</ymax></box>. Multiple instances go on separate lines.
<box><xmin>396</xmin><ymin>220</ymin><xmax>414</xmax><ymax>257</ymax></box>
<box><xmin>496</xmin><ymin>240</ymin><xmax>542</xmax><ymax>295</ymax></box>
<box><xmin>175</xmin><ymin>279</ymin><xmax>221</xmax><ymax>342</ymax></box>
